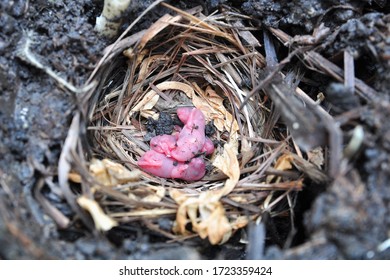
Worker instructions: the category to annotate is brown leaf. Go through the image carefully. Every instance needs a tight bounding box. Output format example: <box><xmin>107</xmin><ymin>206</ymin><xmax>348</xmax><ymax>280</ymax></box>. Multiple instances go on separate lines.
<box><xmin>266</xmin><ymin>153</ymin><xmax>294</xmax><ymax>183</ymax></box>
<box><xmin>274</xmin><ymin>153</ymin><xmax>294</xmax><ymax>171</ymax></box>
<box><xmin>77</xmin><ymin>196</ymin><xmax>118</xmax><ymax>231</ymax></box>
<box><xmin>128</xmin><ymin>185</ymin><xmax>166</xmax><ymax>203</ymax></box>
<box><xmin>68</xmin><ymin>172</ymin><xmax>81</xmax><ymax>183</ymax></box>
<box><xmin>307</xmin><ymin>147</ymin><xmax>324</xmax><ymax>168</ymax></box>
<box><xmin>212</xmin><ymin>142</ymin><xmax>240</xmax><ymax>197</ymax></box>
<box><xmin>230</xmin><ymin>215</ymin><xmax>249</xmax><ymax>230</ymax></box>
<box><xmin>130</xmin><ymin>90</ymin><xmax>160</xmax><ymax>117</ymax></box>
<box><xmin>130</xmin><ymin>81</ymin><xmax>195</xmax><ymax>118</ymax></box>
<box><xmin>196</xmin><ymin>196</ymin><xmax>232</xmax><ymax>244</ymax></box>
<box><xmin>170</xmin><ymin>189</ymin><xmax>233</xmax><ymax>244</ymax></box>
<box><xmin>170</xmin><ymin>189</ymin><xmax>196</xmax><ymax>235</ymax></box>
<box><xmin>169</xmin><ymin>142</ymin><xmax>239</xmax><ymax>244</ymax></box>
<box><xmin>89</xmin><ymin>158</ymin><xmax>141</xmax><ymax>187</ymax></box>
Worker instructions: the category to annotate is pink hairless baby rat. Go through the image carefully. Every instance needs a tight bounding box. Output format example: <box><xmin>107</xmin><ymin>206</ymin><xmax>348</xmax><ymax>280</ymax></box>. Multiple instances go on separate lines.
<box><xmin>138</xmin><ymin>150</ymin><xmax>206</xmax><ymax>181</ymax></box>
<box><xmin>138</xmin><ymin>150</ymin><xmax>182</xmax><ymax>179</ymax></box>
<box><xmin>151</xmin><ymin>129</ymin><xmax>214</xmax><ymax>157</ymax></box>
<box><xmin>170</xmin><ymin>107</ymin><xmax>206</xmax><ymax>162</ymax></box>
<box><xmin>180</xmin><ymin>157</ymin><xmax>206</xmax><ymax>181</ymax></box>
<box><xmin>201</xmin><ymin>137</ymin><xmax>215</xmax><ymax>155</ymax></box>
<box><xmin>138</xmin><ymin>107</ymin><xmax>213</xmax><ymax>181</ymax></box>
<box><xmin>150</xmin><ymin>134</ymin><xmax>177</xmax><ymax>157</ymax></box>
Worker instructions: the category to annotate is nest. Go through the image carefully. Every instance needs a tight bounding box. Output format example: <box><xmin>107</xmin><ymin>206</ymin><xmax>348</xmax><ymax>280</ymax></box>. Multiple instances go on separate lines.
<box><xmin>61</xmin><ymin>4</ymin><xmax>328</xmax><ymax>245</ymax></box>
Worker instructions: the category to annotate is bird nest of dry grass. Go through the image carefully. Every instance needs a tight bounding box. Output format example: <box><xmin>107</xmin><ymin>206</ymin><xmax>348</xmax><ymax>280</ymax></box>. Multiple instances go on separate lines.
<box><xmin>60</xmin><ymin>3</ymin><xmax>328</xmax><ymax>245</ymax></box>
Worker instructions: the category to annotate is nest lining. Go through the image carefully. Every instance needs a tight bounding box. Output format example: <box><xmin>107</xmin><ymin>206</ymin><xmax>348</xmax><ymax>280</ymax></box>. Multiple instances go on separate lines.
<box><xmin>68</xmin><ymin>4</ymin><xmax>325</xmax><ymax>244</ymax></box>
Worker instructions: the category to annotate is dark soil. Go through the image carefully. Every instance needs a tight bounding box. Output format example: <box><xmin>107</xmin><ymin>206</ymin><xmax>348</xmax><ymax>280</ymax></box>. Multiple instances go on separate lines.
<box><xmin>1</xmin><ymin>0</ymin><xmax>390</xmax><ymax>259</ymax></box>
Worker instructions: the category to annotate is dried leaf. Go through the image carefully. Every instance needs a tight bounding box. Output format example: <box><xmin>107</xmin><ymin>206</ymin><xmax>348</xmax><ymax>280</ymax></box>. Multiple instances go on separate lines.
<box><xmin>228</xmin><ymin>194</ymin><xmax>251</xmax><ymax>204</ymax></box>
<box><xmin>143</xmin><ymin>185</ymin><xmax>166</xmax><ymax>203</ymax></box>
<box><xmin>77</xmin><ymin>196</ymin><xmax>118</xmax><ymax>231</ymax></box>
<box><xmin>139</xmin><ymin>109</ymin><xmax>158</xmax><ymax>119</ymax></box>
<box><xmin>266</xmin><ymin>153</ymin><xmax>294</xmax><ymax>183</ymax></box>
<box><xmin>170</xmin><ymin>189</ymin><xmax>232</xmax><ymax>245</ymax></box>
<box><xmin>68</xmin><ymin>172</ymin><xmax>81</xmax><ymax>183</ymax></box>
<box><xmin>274</xmin><ymin>153</ymin><xmax>294</xmax><ymax>171</ymax></box>
<box><xmin>123</xmin><ymin>48</ymin><xmax>149</xmax><ymax>67</ymax></box>
<box><xmin>169</xmin><ymin>141</ymin><xmax>239</xmax><ymax>244</ymax></box>
<box><xmin>128</xmin><ymin>185</ymin><xmax>166</xmax><ymax>203</ymax></box>
<box><xmin>307</xmin><ymin>147</ymin><xmax>324</xmax><ymax>168</ymax></box>
<box><xmin>199</xmin><ymin>191</ymin><xmax>232</xmax><ymax>243</ymax></box>
<box><xmin>170</xmin><ymin>189</ymin><xmax>196</xmax><ymax>234</ymax></box>
<box><xmin>130</xmin><ymin>81</ymin><xmax>195</xmax><ymax>118</ymax></box>
<box><xmin>212</xmin><ymin>142</ymin><xmax>240</xmax><ymax>197</ymax></box>
<box><xmin>130</xmin><ymin>90</ymin><xmax>160</xmax><ymax>117</ymax></box>
<box><xmin>89</xmin><ymin>158</ymin><xmax>141</xmax><ymax>187</ymax></box>
<box><xmin>89</xmin><ymin>158</ymin><xmax>109</xmax><ymax>185</ymax></box>
<box><xmin>196</xmin><ymin>195</ymin><xmax>232</xmax><ymax>244</ymax></box>
<box><xmin>230</xmin><ymin>215</ymin><xmax>250</xmax><ymax>231</ymax></box>
<box><xmin>155</xmin><ymin>81</ymin><xmax>195</xmax><ymax>97</ymax></box>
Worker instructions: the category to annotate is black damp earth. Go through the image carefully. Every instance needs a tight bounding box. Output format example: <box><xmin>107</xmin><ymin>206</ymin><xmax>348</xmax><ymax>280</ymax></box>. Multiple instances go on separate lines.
<box><xmin>1</xmin><ymin>0</ymin><xmax>390</xmax><ymax>260</ymax></box>
<box><xmin>145</xmin><ymin>111</ymin><xmax>216</xmax><ymax>141</ymax></box>
<box><xmin>145</xmin><ymin>112</ymin><xmax>176</xmax><ymax>139</ymax></box>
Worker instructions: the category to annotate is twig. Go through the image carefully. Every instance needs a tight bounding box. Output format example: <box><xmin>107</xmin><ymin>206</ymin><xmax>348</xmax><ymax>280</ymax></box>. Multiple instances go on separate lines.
<box><xmin>269</xmin><ymin>27</ymin><xmax>379</xmax><ymax>103</ymax></box>
<box><xmin>58</xmin><ymin>113</ymin><xmax>95</xmax><ymax>230</ymax></box>
<box><xmin>34</xmin><ymin>178</ymin><xmax>70</xmax><ymax>229</ymax></box>
<box><xmin>344</xmin><ymin>49</ymin><xmax>355</xmax><ymax>92</ymax></box>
